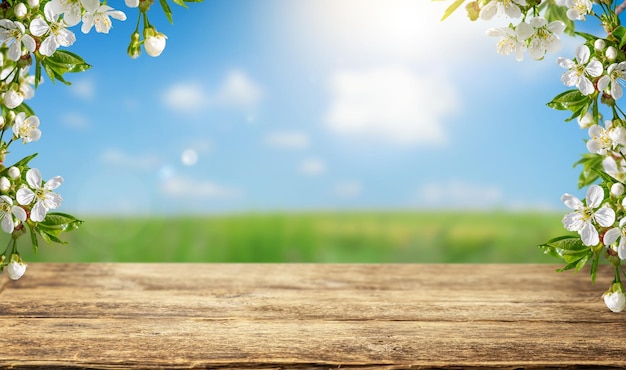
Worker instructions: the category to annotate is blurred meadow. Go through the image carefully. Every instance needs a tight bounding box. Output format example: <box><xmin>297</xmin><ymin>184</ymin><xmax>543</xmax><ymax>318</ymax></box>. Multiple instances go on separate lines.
<box><xmin>19</xmin><ymin>211</ymin><xmax>565</xmax><ymax>263</ymax></box>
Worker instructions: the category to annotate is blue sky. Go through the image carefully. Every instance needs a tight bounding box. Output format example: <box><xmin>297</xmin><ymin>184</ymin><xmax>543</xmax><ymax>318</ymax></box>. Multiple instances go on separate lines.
<box><xmin>16</xmin><ymin>0</ymin><xmax>594</xmax><ymax>215</ymax></box>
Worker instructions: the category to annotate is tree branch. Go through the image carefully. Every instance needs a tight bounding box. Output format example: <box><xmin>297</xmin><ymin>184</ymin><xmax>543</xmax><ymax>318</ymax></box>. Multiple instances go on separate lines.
<box><xmin>617</xmin><ymin>0</ymin><xmax>626</xmax><ymax>15</ymax></box>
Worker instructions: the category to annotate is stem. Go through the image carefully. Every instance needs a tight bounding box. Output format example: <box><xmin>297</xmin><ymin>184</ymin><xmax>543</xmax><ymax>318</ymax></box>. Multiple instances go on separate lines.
<box><xmin>616</xmin><ymin>0</ymin><xmax>626</xmax><ymax>15</ymax></box>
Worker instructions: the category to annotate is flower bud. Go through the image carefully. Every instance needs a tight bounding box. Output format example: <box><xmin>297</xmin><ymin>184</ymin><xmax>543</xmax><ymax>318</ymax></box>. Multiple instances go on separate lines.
<box><xmin>14</xmin><ymin>3</ymin><xmax>27</xmax><ymax>18</ymax></box>
<box><xmin>125</xmin><ymin>0</ymin><xmax>139</xmax><ymax>7</ymax></box>
<box><xmin>0</xmin><ymin>177</ymin><xmax>10</xmax><ymax>192</ymax></box>
<box><xmin>144</xmin><ymin>32</ymin><xmax>167</xmax><ymax>57</ymax></box>
<box><xmin>594</xmin><ymin>38</ymin><xmax>606</xmax><ymax>51</ymax></box>
<box><xmin>611</xmin><ymin>183</ymin><xmax>624</xmax><ymax>197</ymax></box>
<box><xmin>3</xmin><ymin>89</ymin><xmax>23</xmax><ymax>109</ymax></box>
<box><xmin>606</xmin><ymin>46</ymin><xmax>618</xmax><ymax>61</ymax></box>
<box><xmin>604</xmin><ymin>290</ymin><xmax>626</xmax><ymax>312</ymax></box>
<box><xmin>6</xmin><ymin>257</ymin><xmax>26</xmax><ymax>280</ymax></box>
<box><xmin>8</xmin><ymin>166</ymin><xmax>19</xmax><ymax>179</ymax></box>
<box><xmin>127</xmin><ymin>32</ymin><xmax>141</xmax><ymax>59</ymax></box>
<box><xmin>27</xmin><ymin>0</ymin><xmax>39</xmax><ymax>7</ymax></box>
<box><xmin>577</xmin><ymin>112</ymin><xmax>594</xmax><ymax>129</ymax></box>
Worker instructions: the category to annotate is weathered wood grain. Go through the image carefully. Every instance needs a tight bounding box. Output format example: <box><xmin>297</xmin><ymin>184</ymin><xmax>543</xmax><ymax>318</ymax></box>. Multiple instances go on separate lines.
<box><xmin>0</xmin><ymin>263</ymin><xmax>623</xmax><ymax>368</ymax></box>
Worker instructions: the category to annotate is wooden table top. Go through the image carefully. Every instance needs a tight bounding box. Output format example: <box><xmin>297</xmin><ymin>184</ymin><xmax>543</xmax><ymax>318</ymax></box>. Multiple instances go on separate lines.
<box><xmin>0</xmin><ymin>263</ymin><xmax>623</xmax><ymax>369</ymax></box>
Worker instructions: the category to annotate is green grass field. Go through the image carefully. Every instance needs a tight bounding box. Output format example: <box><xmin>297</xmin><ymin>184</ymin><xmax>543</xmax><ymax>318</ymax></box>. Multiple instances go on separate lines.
<box><xmin>16</xmin><ymin>211</ymin><xmax>568</xmax><ymax>263</ymax></box>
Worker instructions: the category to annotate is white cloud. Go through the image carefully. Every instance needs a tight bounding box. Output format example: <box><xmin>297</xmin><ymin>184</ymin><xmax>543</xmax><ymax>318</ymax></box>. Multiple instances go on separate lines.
<box><xmin>161</xmin><ymin>70</ymin><xmax>262</xmax><ymax>113</ymax></box>
<box><xmin>334</xmin><ymin>180</ymin><xmax>361</xmax><ymax>198</ymax></box>
<box><xmin>100</xmin><ymin>148</ymin><xmax>161</xmax><ymax>171</ymax></box>
<box><xmin>326</xmin><ymin>65</ymin><xmax>458</xmax><ymax>145</ymax></box>
<box><xmin>162</xmin><ymin>83</ymin><xmax>208</xmax><ymax>112</ymax></box>
<box><xmin>160</xmin><ymin>176</ymin><xmax>240</xmax><ymax>199</ymax></box>
<box><xmin>416</xmin><ymin>180</ymin><xmax>504</xmax><ymax>209</ymax></box>
<box><xmin>215</xmin><ymin>70</ymin><xmax>263</xmax><ymax>108</ymax></box>
<box><xmin>60</xmin><ymin>112</ymin><xmax>90</xmax><ymax>129</ymax></box>
<box><xmin>265</xmin><ymin>131</ymin><xmax>310</xmax><ymax>150</ymax></box>
<box><xmin>299</xmin><ymin>158</ymin><xmax>326</xmax><ymax>176</ymax></box>
<box><xmin>70</xmin><ymin>78</ymin><xmax>95</xmax><ymax>100</ymax></box>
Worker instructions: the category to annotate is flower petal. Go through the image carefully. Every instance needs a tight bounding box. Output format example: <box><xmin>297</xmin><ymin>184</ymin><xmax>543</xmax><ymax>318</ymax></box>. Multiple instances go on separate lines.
<box><xmin>580</xmin><ymin>221</ymin><xmax>599</xmax><ymax>246</ymax></box>
<box><xmin>586</xmin><ymin>184</ymin><xmax>604</xmax><ymax>208</ymax></box>
<box><xmin>594</xmin><ymin>206</ymin><xmax>616</xmax><ymax>227</ymax></box>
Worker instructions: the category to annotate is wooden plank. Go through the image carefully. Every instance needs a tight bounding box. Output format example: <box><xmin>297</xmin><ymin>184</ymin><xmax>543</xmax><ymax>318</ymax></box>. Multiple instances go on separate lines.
<box><xmin>0</xmin><ymin>263</ymin><xmax>623</xmax><ymax>368</ymax></box>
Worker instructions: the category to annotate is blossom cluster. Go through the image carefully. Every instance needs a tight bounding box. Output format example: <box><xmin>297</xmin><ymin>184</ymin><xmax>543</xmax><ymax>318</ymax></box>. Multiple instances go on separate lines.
<box><xmin>442</xmin><ymin>0</ymin><xmax>626</xmax><ymax>313</ymax></box>
<box><xmin>0</xmin><ymin>0</ymin><xmax>198</xmax><ymax>280</ymax></box>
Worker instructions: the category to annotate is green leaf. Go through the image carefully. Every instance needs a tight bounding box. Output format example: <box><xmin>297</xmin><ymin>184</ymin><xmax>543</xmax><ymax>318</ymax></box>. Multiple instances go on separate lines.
<box><xmin>159</xmin><ymin>0</ymin><xmax>174</xmax><ymax>23</ymax></box>
<box><xmin>36</xmin><ymin>227</ymin><xmax>66</xmax><ymax>245</ymax></box>
<box><xmin>546</xmin><ymin>89</ymin><xmax>589</xmax><ymax>111</ymax></box>
<box><xmin>46</xmin><ymin>50</ymin><xmax>91</xmax><ymax>73</ymax></box>
<box><xmin>440</xmin><ymin>0</ymin><xmax>465</xmax><ymax>21</ymax></box>
<box><xmin>28</xmin><ymin>223</ymin><xmax>39</xmax><ymax>254</ymax></box>
<box><xmin>574</xmin><ymin>153</ymin><xmax>603</xmax><ymax>188</ymax></box>
<box><xmin>172</xmin><ymin>0</ymin><xmax>187</xmax><ymax>7</ymax></box>
<box><xmin>612</xmin><ymin>26</ymin><xmax>626</xmax><ymax>49</ymax></box>
<box><xmin>39</xmin><ymin>212</ymin><xmax>84</xmax><ymax>233</ymax></box>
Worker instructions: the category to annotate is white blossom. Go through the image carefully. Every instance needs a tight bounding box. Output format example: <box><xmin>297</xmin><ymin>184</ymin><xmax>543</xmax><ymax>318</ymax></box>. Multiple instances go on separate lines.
<box><xmin>526</xmin><ymin>17</ymin><xmax>565</xmax><ymax>60</ymax></box>
<box><xmin>558</xmin><ymin>44</ymin><xmax>603</xmax><ymax>95</ymax></box>
<box><xmin>598</xmin><ymin>62</ymin><xmax>626</xmax><ymax>99</ymax></box>
<box><xmin>8</xmin><ymin>167</ymin><xmax>19</xmax><ymax>180</ymax></box>
<box><xmin>562</xmin><ymin>184</ymin><xmax>615</xmax><ymax>246</ymax></box>
<box><xmin>603</xmin><ymin>156</ymin><xmax>626</xmax><ymax>183</ymax></box>
<box><xmin>479</xmin><ymin>0</ymin><xmax>527</xmax><ymax>20</ymax></box>
<box><xmin>586</xmin><ymin>121</ymin><xmax>626</xmax><ymax>155</ymax></box>
<box><xmin>13</xmin><ymin>112</ymin><xmax>41</xmax><ymax>144</ymax></box>
<box><xmin>81</xmin><ymin>3</ymin><xmax>126</xmax><ymax>34</ymax></box>
<box><xmin>0</xmin><ymin>195</ymin><xmax>26</xmax><ymax>234</ymax></box>
<box><xmin>29</xmin><ymin>2</ymin><xmax>76</xmax><ymax>56</ymax></box>
<box><xmin>604</xmin><ymin>291</ymin><xmax>626</xmax><ymax>313</ymax></box>
<box><xmin>144</xmin><ymin>33</ymin><xmax>167</xmax><ymax>57</ymax></box>
<box><xmin>566</xmin><ymin>0</ymin><xmax>592</xmax><ymax>20</ymax></box>
<box><xmin>125</xmin><ymin>0</ymin><xmax>139</xmax><ymax>7</ymax></box>
<box><xmin>6</xmin><ymin>259</ymin><xmax>26</xmax><ymax>280</ymax></box>
<box><xmin>16</xmin><ymin>168</ymin><xmax>63</xmax><ymax>222</ymax></box>
<box><xmin>14</xmin><ymin>3</ymin><xmax>27</xmax><ymax>19</ymax></box>
<box><xmin>0</xmin><ymin>19</ymin><xmax>36</xmax><ymax>61</ymax></box>
<box><xmin>0</xmin><ymin>177</ymin><xmax>10</xmax><ymax>192</ymax></box>
<box><xmin>611</xmin><ymin>183</ymin><xmax>625</xmax><ymax>197</ymax></box>
<box><xmin>486</xmin><ymin>23</ymin><xmax>532</xmax><ymax>61</ymax></box>
<box><xmin>604</xmin><ymin>217</ymin><xmax>626</xmax><ymax>259</ymax></box>
<box><xmin>49</xmin><ymin>0</ymin><xmax>97</xmax><ymax>27</ymax></box>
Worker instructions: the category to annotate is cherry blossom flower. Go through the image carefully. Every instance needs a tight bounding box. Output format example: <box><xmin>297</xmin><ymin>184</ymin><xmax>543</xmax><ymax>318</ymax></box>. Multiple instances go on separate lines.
<box><xmin>566</xmin><ymin>0</ymin><xmax>592</xmax><ymax>20</ymax></box>
<box><xmin>562</xmin><ymin>184</ymin><xmax>615</xmax><ymax>246</ymax></box>
<box><xmin>598</xmin><ymin>62</ymin><xmax>626</xmax><ymax>99</ymax></box>
<box><xmin>0</xmin><ymin>195</ymin><xmax>26</xmax><ymax>234</ymax></box>
<box><xmin>526</xmin><ymin>17</ymin><xmax>565</xmax><ymax>60</ymax></box>
<box><xmin>486</xmin><ymin>23</ymin><xmax>532</xmax><ymax>61</ymax></box>
<box><xmin>81</xmin><ymin>3</ymin><xmax>127</xmax><ymax>34</ymax></box>
<box><xmin>144</xmin><ymin>32</ymin><xmax>167</xmax><ymax>57</ymax></box>
<box><xmin>479</xmin><ymin>0</ymin><xmax>527</xmax><ymax>20</ymax></box>
<box><xmin>602</xmin><ymin>156</ymin><xmax>626</xmax><ymax>182</ymax></box>
<box><xmin>6</xmin><ymin>257</ymin><xmax>26</xmax><ymax>280</ymax></box>
<box><xmin>586</xmin><ymin>120</ymin><xmax>626</xmax><ymax>155</ymax></box>
<box><xmin>16</xmin><ymin>168</ymin><xmax>63</xmax><ymax>222</ymax></box>
<box><xmin>29</xmin><ymin>2</ymin><xmax>76</xmax><ymax>56</ymax></box>
<box><xmin>0</xmin><ymin>20</ymin><xmax>36</xmax><ymax>61</ymax></box>
<box><xmin>604</xmin><ymin>290</ymin><xmax>626</xmax><ymax>312</ymax></box>
<box><xmin>604</xmin><ymin>217</ymin><xmax>626</xmax><ymax>259</ymax></box>
<box><xmin>558</xmin><ymin>44</ymin><xmax>603</xmax><ymax>95</ymax></box>
<box><xmin>49</xmin><ymin>0</ymin><xmax>96</xmax><ymax>27</ymax></box>
<box><xmin>13</xmin><ymin>112</ymin><xmax>41</xmax><ymax>144</ymax></box>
